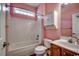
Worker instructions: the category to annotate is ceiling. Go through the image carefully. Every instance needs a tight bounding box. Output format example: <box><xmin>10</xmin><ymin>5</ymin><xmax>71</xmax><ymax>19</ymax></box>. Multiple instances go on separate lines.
<box><xmin>27</xmin><ymin>3</ymin><xmax>41</xmax><ymax>7</ymax></box>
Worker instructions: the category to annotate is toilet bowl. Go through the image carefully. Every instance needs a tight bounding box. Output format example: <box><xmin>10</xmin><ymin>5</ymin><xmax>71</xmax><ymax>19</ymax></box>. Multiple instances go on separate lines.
<box><xmin>34</xmin><ymin>39</ymin><xmax>50</xmax><ymax>56</ymax></box>
<box><xmin>34</xmin><ymin>46</ymin><xmax>47</xmax><ymax>56</ymax></box>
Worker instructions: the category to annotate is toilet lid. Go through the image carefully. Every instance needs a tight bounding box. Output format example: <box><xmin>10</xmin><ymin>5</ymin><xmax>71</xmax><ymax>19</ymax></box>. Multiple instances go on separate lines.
<box><xmin>35</xmin><ymin>46</ymin><xmax>47</xmax><ymax>51</ymax></box>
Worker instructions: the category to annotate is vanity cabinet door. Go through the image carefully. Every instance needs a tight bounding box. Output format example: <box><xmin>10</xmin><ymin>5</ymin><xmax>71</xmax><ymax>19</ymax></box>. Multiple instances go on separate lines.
<box><xmin>62</xmin><ymin>49</ymin><xmax>75</xmax><ymax>56</ymax></box>
<box><xmin>50</xmin><ymin>44</ymin><xmax>61</xmax><ymax>56</ymax></box>
<box><xmin>50</xmin><ymin>44</ymin><xmax>79</xmax><ymax>56</ymax></box>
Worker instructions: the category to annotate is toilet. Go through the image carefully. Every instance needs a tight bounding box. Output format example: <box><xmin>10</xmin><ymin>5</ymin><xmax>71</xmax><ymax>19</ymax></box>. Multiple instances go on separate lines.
<box><xmin>34</xmin><ymin>39</ymin><xmax>50</xmax><ymax>56</ymax></box>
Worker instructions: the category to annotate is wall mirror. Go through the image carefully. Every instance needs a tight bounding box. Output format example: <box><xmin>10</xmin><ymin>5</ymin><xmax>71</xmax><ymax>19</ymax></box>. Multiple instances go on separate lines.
<box><xmin>44</xmin><ymin>10</ymin><xmax>58</xmax><ymax>29</ymax></box>
<box><xmin>72</xmin><ymin>12</ymin><xmax>79</xmax><ymax>37</ymax></box>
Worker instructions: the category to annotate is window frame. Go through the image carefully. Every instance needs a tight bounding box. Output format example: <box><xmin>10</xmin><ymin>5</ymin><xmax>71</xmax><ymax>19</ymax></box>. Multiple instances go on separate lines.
<box><xmin>13</xmin><ymin>7</ymin><xmax>35</xmax><ymax>17</ymax></box>
<box><xmin>10</xmin><ymin>3</ymin><xmax>37</xmax><ymax>20</ymax></box>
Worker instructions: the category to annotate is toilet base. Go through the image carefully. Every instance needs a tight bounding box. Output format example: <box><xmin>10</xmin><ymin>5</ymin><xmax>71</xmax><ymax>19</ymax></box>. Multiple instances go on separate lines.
<box><xmin>35</xmin><ymin>52</ymin><xmax>47</xmax><ymax>56</ymax></box>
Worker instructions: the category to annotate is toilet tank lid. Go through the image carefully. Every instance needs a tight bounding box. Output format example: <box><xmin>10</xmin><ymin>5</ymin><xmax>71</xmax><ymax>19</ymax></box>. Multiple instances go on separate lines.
<box><xmin>44</xmin><ymin>38</ymin><xmax>52</xmax><ymax>42</ymax></box>
<box><xmin>35</xmin><ymin>46</ymin><xmax>47</xmax><ymax>51</ymax></box>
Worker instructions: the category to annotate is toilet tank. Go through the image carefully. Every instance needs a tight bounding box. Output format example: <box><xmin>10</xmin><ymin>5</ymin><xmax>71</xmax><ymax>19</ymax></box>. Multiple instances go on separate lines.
<box><xmin>44</xmin><ymin>39</ymin><xmax>51</xmax><ymax>48</ymax></box>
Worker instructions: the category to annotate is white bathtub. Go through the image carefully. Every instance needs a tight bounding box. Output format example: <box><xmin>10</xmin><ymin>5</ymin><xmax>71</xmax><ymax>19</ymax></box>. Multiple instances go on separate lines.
<box><xmin>7</xmin><ymin>43</ymin><xmax>39</xmax><ymax>56</ymax></box>
<box><xmin>7</xmin><ymin>18</ymin><xmax>42</xmax><ymax>56</ymax></box>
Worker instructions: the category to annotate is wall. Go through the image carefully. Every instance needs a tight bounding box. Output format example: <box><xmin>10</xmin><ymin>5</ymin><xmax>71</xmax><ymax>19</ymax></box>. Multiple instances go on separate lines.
<box><xmin>37</xmin><ymin>4</ymin><xmax>46</xmax><ymax>16</ymax></box>
<box><xmin>37</xmin><ymin>3</ymin><xmax>61</xmax><ymax>40</ymax></box>
<box><xmin>45</xmin><ymin>3</ymin><xmax>61</xmax><ymax>40</ymax></box>
<box><xmin>61</xmin><ymin>4</ymin><xmax>79</xmax><ymax>36</ymax></box>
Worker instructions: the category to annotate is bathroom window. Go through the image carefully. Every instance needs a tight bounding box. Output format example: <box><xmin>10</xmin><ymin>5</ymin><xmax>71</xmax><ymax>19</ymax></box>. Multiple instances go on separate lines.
<box><xmin>14</xmin><ymin>8</ymin><xmax>35</xmax><ymax>17</ymax></box>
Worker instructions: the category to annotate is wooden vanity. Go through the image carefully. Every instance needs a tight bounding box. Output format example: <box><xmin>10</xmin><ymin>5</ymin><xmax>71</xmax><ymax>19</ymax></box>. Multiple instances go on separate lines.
<box><xmin>45</xmin><ymin>39</ymin><xmax>79</xmax><ymax>56</ymax></box>
<box><xmin>50</xmin><ymin>44</ymin><xmax>79</xmax><ymax>56</ymax></box>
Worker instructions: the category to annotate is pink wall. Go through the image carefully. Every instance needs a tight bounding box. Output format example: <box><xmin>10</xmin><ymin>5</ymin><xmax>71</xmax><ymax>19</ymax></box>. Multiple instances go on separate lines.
<box><xmin>37</xmin><ymin>3</ymin><xmax>61</xmax><ymax>40</ymax></box>
<box><xmin>45</xmin><ymin>4</ymin><xmax>61</xmax><ymax>40</ymax></box>
<box><xmin>37</xmin><ymin>4</ymin><xmax>46</xmax><ymax>16</ymax></box>
<box><xmin>45</xmin><ymin>3</ymin><xmax>57</xmax><ymax>14</ymax></box>
<box><xmin>9</xmin><ymin>3</ymin><xmax>79</xmax><ymax>40</ymax></box>
<box><xmin>61</xmin><ymin>4</ymin><xmax>79</xmax><ymax>36</ymax></box>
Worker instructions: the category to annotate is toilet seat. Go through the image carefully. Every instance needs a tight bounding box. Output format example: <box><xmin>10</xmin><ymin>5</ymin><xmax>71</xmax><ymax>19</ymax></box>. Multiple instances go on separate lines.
<box><xmin>35</xmin><ymin>46</ymin><xmax>47</xmax><ymax>51</ymax></box>
<box><xmin>34</xmin><ymin>39</ymin><xmax>51</xmax><ymax>55</ymax></box>
<box><xmin>35</xmin><ymin>46</ymin><xmax>47</xmax><ymax>55</ymax></box>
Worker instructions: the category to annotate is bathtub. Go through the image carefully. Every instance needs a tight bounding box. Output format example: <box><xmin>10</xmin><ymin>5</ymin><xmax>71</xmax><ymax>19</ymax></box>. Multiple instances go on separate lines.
<box><xmin>7</xmin><ymin>18</ymin><xmax>42</xmax><ymax>56</ymax></box>
<box><xmin>7</xmin><ymin>43</ymin><xmax>39</xmax><ymax>56</ymax></box>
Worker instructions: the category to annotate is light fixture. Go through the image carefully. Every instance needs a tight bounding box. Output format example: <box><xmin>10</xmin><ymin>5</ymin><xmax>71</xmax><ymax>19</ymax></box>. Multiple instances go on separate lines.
<box><xmin>63</xmin><ymin>3</ymin><xmax>69</xmax><ymax>5</ymax></box>
<box><xmin>61</xmin><ymin>3</ymin><xmax>69</xmax><ymax>8</ymax></box>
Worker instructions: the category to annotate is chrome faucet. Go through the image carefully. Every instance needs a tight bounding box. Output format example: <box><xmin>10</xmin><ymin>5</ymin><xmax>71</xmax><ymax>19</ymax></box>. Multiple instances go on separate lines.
<box><xmin>76</xmin><ymin>37</ymin><xmax>79</xmax><ymax>45</ymax></box>
<box><xmin>72</xmin><ymin>33</ymin><xmax>79</xmax><ymax>45</ymax></box>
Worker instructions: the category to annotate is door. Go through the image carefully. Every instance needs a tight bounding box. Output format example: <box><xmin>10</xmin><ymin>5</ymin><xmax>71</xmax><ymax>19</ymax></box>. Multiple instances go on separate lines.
<box><xmin>62</xmin><ymin>49</ymin><xmax>75</xmax><ymax>56</ymax></box>
<box><xmin>0</xmin><ymin>3</ymin><xmax>7</xmax><ymax>56</ymax></box>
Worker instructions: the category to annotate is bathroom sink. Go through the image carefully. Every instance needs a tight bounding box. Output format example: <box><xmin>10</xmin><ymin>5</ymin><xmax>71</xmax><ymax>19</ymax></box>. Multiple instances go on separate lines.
<box><xmin>60</xmin><ymin>41</ymin><xmax>79</xmax><ymax>49</ymax></box>
<box><xmin>60</xmin><ymin>37</ymin><xmax>79</xmax><ymax>45</ymax></box>
<box><xmin>53</xmin><ymin>39</ymin><xmax>79</xmax><ymax>49</ymax></box>
<box><xmin>47</xmin><ymin>38</ymin><xmax>79</xmax><ymax>53</ymax></box>
<box><xmin>45</xmin><ymin>38</ymin><xmax>79</xmax><ymax>53</ymax></box>
<box><xmin>67</xmin><ymin>38</ymin><xmax>79</xmax><ymax>46</ymax></box>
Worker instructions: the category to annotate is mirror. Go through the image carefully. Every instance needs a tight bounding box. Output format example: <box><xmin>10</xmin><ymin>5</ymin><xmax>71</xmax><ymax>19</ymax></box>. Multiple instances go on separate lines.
<box><xmin>44</xmin><ymin>12</ymin><xmax>54</xmax><ymax>26</ymax></box>
<box><xmin>44</xmin><ymin>10</ymin><xmax>58</xmax><ymax>29</ymax></box>
<box><xmin>72</xmin><ymin>12</ymin><xmax>79</xmax><ymax>37</ymax></box>
<box><xmin>0</xmin><ymin>4</ymin><xmax>1</xmax><ymax>37</ymax></box>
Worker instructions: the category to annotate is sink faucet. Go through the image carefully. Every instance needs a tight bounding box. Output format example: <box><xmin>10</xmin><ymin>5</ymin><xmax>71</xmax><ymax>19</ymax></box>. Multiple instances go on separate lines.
<box><xmin>72</xmin><ymin>33</ymin><xmax>79</xmax><ymax>45</ymax></box>
<box><xmin>76</xmin><ymin>37</ymin><xmax>79</xmax><ymax>45</ymax></box>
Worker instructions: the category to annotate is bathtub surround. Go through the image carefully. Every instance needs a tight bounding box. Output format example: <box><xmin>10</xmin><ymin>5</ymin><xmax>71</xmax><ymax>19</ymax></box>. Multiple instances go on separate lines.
<box><xmin>6</xmin><ymin>3</ymin><xmax>42</xmax><ymax>55</ymax></box>
<box><xmin>7</xmin><ymin>15</ymin><xmax>41</xmax><ymax>56</ymax></box>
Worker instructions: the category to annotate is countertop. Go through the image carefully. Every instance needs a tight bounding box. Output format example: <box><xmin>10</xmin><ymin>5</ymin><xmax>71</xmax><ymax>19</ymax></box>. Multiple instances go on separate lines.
<box><xmin>45</xmin><ymin>38</ymin><xmax>79</xmax><ymax>54</ymax></box>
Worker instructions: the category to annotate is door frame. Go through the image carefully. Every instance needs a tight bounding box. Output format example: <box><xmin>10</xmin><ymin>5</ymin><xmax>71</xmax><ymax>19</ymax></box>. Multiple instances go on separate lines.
<box><xmin>5</xmin><ymin>3</ymin><xmax>8</xmax><ymax>56</ymax></box>
<box><xmin>0</xmin><ymin>3</ymin><xmax>7</xmax><ymax>56</ymax></box>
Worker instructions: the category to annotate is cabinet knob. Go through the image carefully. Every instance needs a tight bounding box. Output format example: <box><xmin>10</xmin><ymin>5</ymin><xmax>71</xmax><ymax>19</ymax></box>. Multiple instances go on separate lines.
<box><xmin>64</xmin><ymin>52</ymin><xmax>66</xmax><ymax>55</ymax></box>
<box><xmin>57</xmin><ymin>49</ymin><xmax>59</xmax><ymax>52</ymax></box>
